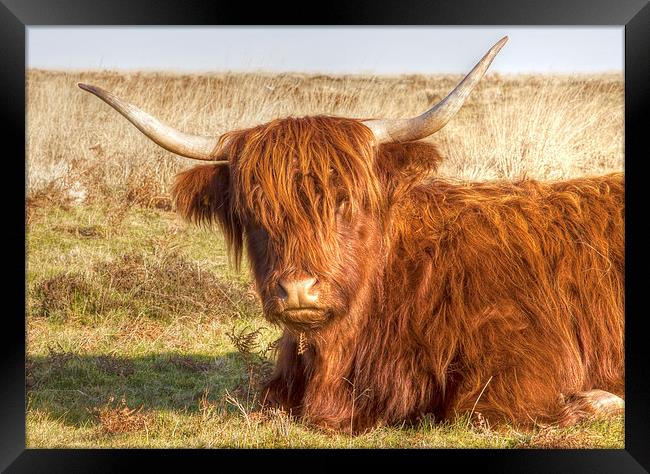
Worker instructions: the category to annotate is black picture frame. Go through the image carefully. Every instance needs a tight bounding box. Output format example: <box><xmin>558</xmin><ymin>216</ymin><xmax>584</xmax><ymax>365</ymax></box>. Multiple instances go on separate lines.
<box><xmin>4</xmin><ymin>0</ymin><xmax>649</xmax><ymax>471</ymax></box>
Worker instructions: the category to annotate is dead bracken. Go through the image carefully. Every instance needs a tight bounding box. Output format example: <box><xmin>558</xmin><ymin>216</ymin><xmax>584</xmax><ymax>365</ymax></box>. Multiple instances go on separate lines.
<box><xmin>94</xmin><ymin>355</ymin><xmax>136</xmax><ymax>377</ymax></box>
<box><xmin>94</xmin><ymin>397</ymin><xmax>148</xmax><ymax>434</ymax></box>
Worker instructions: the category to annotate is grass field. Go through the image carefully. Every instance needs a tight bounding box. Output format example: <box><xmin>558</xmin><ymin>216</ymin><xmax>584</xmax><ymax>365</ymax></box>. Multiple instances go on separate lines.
<box><xmin>26</xmin><ymin>69</ymin><xmax>624</xmax><ymax>448</ymax></box>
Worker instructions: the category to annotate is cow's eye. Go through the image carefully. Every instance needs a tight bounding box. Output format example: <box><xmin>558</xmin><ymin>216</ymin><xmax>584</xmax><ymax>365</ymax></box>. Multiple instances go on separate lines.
<box><xmin>248</xmin><ymin>224</ymin><xmax>269</xmax><ymax>244</ymax></box>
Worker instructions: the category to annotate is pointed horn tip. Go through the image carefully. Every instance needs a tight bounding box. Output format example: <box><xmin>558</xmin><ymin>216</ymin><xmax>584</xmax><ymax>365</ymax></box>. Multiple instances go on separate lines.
<box><xmin>77</xmin><ymin>82</ymin><xmax>96</xmax><ymax>93</ymax></box>
<box><xmin>494</xmin><ymin>36</ymin><xmax>509</xmax><ymax>49</ymax></box>
<box><xmin>77</xmin><ymin>83</ymin><xmax>106</xmax><ymax>96</ymax></box>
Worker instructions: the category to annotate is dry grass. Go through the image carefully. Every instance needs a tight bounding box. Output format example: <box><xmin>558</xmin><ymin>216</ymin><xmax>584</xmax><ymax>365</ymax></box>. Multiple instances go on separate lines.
<box><xmin>27</xmin><ymin>69</ymin><xmax>623</xmax><ymax>208</ymax></box>
<box><xmin>25</xmin><ymin>69</ymin><xmax>624</xmax><ymax>448</ymax></box>
<box><xmin>93</xmin><ymin>249</ymin><xmax>256</xmax><ymax>320</ymax></box>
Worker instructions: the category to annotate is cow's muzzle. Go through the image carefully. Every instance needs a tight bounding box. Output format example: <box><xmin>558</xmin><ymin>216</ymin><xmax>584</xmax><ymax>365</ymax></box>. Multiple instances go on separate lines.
<box><xmin>269</xmin><ymin>277</ymin><xmax>330</xmax><ymax>329</ymax></box>
<box><xmin>277</xmin><ymin>277</ymin><xmax>319</xmax><ymax>309</ymax></box>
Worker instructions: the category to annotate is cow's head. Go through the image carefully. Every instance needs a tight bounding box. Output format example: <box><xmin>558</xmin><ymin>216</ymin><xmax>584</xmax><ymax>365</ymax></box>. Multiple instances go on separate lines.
<box><xmin>78</xmin><ymin>37</ymin><xmax>507</xmax><ymax>333</ymax></box>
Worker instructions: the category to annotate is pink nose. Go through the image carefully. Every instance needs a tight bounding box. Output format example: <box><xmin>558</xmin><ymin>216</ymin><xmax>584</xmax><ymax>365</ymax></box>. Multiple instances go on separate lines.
<box><xmin>278</xmin><ymin>278</ymin><xmax>319</xmax><ymax>309</ymax></box>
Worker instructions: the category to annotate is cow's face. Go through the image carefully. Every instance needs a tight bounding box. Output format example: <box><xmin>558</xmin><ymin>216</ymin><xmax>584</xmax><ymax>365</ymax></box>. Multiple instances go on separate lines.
<box><xmin>242</xmin><ymin>198</ymin><xmax>383</xmax><ymax>332</ymax></box>
<box><xmin>172</xmin><ymin>116</ymin><xmax>440</xmax><ymax>332</ymax></box>
<box><xmin>228</xmin><ymin>116</ymin><xmax>386</xmax><ymax>333</ymax></box>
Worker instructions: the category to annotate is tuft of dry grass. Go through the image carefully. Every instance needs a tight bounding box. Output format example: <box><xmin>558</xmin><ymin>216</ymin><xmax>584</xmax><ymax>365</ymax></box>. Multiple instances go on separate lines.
<box><xmin>94</xmin><ymin>355</ymin><xmax>136</xmax><ymax>377</ymax></box>
<box><xmin>94</xmin><ymin>397</ymin><xmax>149</xmax><ymax>434</ymax></box>
<box><xmin>52</xmin><ymin>224</ymin><xmax>105</xmax><ymax>239</ymax></box>
<box><xmin>31</xmin><ymin>273</ymin><xmax>99</xmax><ymax>321</ymax></box>
<box><xmin>26</xmin><ymin>181</ymin><xmax>75</xmax><ymax>227</ymax></box>
<box><xmin>26</xmin><ymin>347</ymin><xmax>79</xmax><ymax>391</ymax></box>
<box><xmin>515</xmin><ymin>417</ymin><xmax>625</xmax><ymax>449</ymax></box>
<box><xmin>160</xmin><ymin>354</ymin><xmax>214</xmax><ymax>374</ymax></box>
<box><xmin>93</xmin><ymin>248</ymin><xmax>258</xmax><ymax>321</ymax></box>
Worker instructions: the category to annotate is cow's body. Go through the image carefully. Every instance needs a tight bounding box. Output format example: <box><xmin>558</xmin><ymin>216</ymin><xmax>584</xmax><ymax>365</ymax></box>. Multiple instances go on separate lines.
<box><xmin>261</xmin><ymin>142</ymin><xmax>624</xmax><ymax>431</ymax></box>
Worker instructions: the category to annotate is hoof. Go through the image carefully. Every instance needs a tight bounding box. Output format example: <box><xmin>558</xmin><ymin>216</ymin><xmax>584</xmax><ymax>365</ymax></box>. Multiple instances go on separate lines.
<box><xmin>559</xmin><ymin>389</ymin><xmax>624</xmax><ymax>426</ymax></box>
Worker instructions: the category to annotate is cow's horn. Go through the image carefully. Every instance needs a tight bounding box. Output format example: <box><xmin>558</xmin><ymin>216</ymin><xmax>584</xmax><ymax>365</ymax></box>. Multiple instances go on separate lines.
<box><xmin>363</xmin><ymin>36</ymin><xmax>508</xmax><ymax>144</ymax></box>
<box><xmin>77</xmin><ymin>83</ymin><xmax>223</xmax><ymax>161</ymax></box>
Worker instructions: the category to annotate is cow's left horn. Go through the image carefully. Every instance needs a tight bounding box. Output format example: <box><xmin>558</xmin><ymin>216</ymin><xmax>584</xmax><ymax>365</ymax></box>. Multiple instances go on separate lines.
<box><xmin>78</xmin><ymin>83</ymin><xmax>223</xmax><ymax>161</ymax></box>
<box><xmin>362</xmin><ymin>36</ymin><xmax>508</xmax><ymax>144</ymax></box>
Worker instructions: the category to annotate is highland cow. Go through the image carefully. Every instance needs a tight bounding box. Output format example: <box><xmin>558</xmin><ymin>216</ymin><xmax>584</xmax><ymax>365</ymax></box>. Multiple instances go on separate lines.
<box><xmin>78</xmin><ymin>36</ymin><xmax>624</xmax><ymax>433</ymax></box>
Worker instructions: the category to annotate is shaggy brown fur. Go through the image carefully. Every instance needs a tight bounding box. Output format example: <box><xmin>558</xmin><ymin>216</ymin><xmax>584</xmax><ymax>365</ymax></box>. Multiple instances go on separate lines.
<box><xmin>172</xmin><ymin>116</ymin><xmax>624</xmax><ymax>433</ymax></box>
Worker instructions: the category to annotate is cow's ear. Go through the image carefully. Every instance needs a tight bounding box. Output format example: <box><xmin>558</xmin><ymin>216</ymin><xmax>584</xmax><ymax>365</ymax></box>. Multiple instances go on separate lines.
<box><xmin>375</xmin><ymin>141</ymin><xmax>443</xmax><ymax>197</ymax></box>
<box><xmin>171</xmin><ymin>163</ymin><xmax>244</xmax><ymax>266</ymax></box>
<box><xmin>376</xmin><ymin>141</ymin><xmax>443</xmax><ymax>181</ymax></box>
<box><xmin>172</xmin><ymin>163</ymin><xmax>231</xmax><ymax>224</ymax></box>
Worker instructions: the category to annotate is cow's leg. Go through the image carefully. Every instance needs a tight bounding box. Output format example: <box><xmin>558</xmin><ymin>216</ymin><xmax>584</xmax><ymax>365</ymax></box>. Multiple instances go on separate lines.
<box><xmin>557</xmin><ymin>389</ymin><xmax>624</xmax><ymax>426</ymax></box>
<box><xmin>449</xmin><ymin>371</ymin><xmax>625</xmax><ymax>428</ymax></box>
<box><xmin>300</xmin><ymin>377</ymin><xmax>361</xmax><ymax>433</ymax></box>
<box><xmin>299</xmin><ymin>354</ymin><xmax>370</xmax><ymax>433</ymax></box>
<box><xmin>260</xmin><ymin>331</ymin><xmax>365</xmax><ymax>432</ymax></box>
<box><xmin>260</xmin><ymin>331</ymin><xmax>309</xmax><ymax>416</ymax></box>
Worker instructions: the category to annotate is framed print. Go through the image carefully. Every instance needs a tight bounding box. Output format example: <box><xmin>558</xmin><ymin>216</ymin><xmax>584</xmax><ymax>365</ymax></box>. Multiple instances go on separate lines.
<box><xmin>3</xmin><ymin>0</ymin><xmax>649</xmax><ymax>471</ymax></box>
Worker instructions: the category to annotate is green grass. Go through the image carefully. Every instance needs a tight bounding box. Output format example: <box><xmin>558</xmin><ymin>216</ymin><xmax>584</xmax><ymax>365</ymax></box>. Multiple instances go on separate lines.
<box><xmin>26</xmin><ymin>203</ymin><xmax>625</xmax><ymax>448</ymax></box>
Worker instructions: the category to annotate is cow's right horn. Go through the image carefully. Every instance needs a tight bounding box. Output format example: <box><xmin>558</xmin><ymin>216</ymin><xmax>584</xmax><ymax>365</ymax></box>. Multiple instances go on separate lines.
<box><xmin>363</xmin><ymin>36</ymin><xmax>508</xmax><ymax>144</ymax></box>
<box><xmin>78</xmin><ymin>83</ymin><xmax>224</xmax><ymax>161</ymax></box>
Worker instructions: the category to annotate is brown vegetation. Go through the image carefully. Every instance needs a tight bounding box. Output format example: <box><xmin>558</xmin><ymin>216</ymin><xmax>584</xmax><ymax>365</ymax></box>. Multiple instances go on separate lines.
<box><xmin>95</xmin><ymin>397</ymin><xmax>149</xmax><ymax>434</ymax></box>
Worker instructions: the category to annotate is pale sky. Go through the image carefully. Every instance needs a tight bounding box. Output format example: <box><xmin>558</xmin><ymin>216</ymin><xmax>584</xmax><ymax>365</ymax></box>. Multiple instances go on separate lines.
<box><xmin>27</xmin><ymin>27</ymin><xmax>624</xmax><ymax>74</ymax></box>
